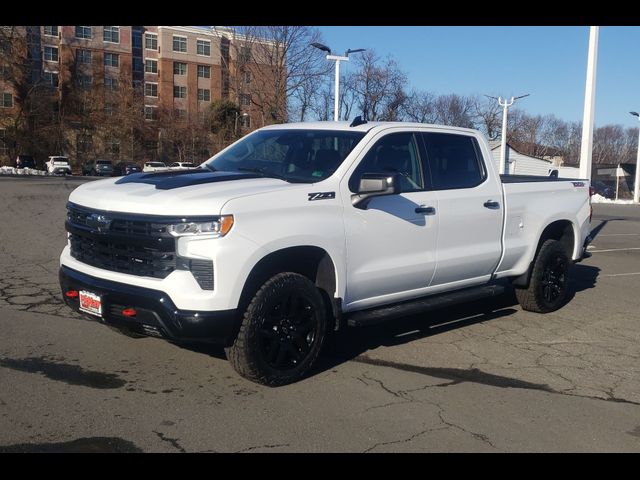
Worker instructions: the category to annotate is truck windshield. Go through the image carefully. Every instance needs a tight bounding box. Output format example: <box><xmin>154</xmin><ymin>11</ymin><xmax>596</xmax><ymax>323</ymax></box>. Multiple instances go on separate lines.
<box><xmin>205</xmin><ymin>129</ymin><xmax>366</xmax><ymax>183</ymax></box>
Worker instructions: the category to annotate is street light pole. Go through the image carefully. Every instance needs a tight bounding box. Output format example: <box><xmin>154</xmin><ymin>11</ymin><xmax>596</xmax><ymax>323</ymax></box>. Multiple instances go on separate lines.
<box><xmin>630</xmin><ymin>112</ymin><xmax>640</xmax><ymax>203</ymax></box>
<box><xmin>311</xmin><ymin>43</ymin><xmax>365</xmax><ymax>121</ymax></box>
<box><xmin>486</xmin><ymin>94</ymin><xmax>529</xmax><ymax>175</ymax></box>
<box><xmin>579</xmin><ymin>26</ymin><xmax>600</xmax><ymax>181</ymax></box>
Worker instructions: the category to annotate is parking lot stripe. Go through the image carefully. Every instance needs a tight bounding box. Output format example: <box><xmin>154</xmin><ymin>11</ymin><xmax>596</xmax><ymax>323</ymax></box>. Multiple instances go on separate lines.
<box><xmin>589</xmin><ymin>247</ymin><xmax>640</xmax><ymax>253</ymax></box>
<box><xmin>601</xmin><ymin>272</ymin><xmax>640</xmax><ymax>277</ymax></box>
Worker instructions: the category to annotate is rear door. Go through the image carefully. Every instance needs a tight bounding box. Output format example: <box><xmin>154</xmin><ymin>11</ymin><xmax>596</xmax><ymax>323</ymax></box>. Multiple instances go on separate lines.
<box><xmin>420</xmin><ymin>131</ymin><xmax>503</xmax><ymax>287</ymax></box>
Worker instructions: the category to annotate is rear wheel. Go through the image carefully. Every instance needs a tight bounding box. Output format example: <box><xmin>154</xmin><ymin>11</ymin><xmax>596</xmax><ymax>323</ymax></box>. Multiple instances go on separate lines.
<box><xmin>515</xmin><ymin>239</ymin><xmax>570</xmax><ymax>313</ymax></box>
<box><xmin>225</xmin><ymin>272</ymin><xmax>328</xmax><ymax>386</ymax></box>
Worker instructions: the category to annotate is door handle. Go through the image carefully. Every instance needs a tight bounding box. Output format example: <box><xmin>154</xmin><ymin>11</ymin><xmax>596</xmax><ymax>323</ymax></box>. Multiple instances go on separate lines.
<box><xmin>483</xmin><ymin>200</ymin><xmax>500</xmax><ymax>209</ymax></box>
<box><xmin>415</xmin><ymin>206</ymin><xmax>436</xmax><ymax>215</ymax></box>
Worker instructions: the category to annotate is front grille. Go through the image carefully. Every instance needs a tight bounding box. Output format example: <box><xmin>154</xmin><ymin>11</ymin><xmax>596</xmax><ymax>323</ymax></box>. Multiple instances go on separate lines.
<box><xmin>66</xmin><ymin>203</ymin><xmax>216</xmax><ymax>289</ymax></box>
<box><xmin>67</xmin><ymin>204</ymin><xmax>176</xmax><ymax>279</ymax></box>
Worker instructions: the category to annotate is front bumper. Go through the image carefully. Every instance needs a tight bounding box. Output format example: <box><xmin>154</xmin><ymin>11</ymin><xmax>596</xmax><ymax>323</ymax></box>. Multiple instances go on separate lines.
<box><xmin>59</xmin><ymin>265</ymin><xmax>239</xmax><ymax>345</ymax></box>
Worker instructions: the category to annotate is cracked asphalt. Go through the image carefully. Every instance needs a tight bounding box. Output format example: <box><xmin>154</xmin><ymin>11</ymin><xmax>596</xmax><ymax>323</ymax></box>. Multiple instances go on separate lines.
<box><xmin>1</xmin><ymin>176</ymin><xmax>639</xmax><ymax>452</ymax></box>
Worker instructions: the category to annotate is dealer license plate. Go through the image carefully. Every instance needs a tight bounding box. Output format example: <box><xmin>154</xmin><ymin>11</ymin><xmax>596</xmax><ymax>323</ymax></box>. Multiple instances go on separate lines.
<box><xmin>79</xmin><ymin>290</ymin><xmax>102</xmax><ymax>317</ymax></box>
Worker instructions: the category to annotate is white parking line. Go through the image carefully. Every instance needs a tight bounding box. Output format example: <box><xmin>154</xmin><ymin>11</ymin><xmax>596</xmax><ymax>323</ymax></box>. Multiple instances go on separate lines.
<box><xmin>601</xmin><ymin>272</ymin><xmax>640</xmax><ymax>277</ymax></box>
<box><xmin>589</xmin><ymin>247</ymin><xmax>640</xmax><ymax>253</ymax></box>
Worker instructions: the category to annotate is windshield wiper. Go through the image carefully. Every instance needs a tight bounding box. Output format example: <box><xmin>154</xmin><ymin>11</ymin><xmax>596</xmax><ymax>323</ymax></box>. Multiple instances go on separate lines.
<box><xmin>236</xmin><ymin>167</ymin><xmax>291</xmax><ymax>182</ymax></box>
<box><xmin>201</xmin><ymin>164</ymin><xmax>217</xmax><ymax>172</ymax></box>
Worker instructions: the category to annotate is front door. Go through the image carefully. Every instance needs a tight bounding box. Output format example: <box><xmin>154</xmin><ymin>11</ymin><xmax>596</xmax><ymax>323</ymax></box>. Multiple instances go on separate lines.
<box><xmin>342</xmin><ymin>131</ymin><xmax>438</xmax><ymax>311</ymax></box>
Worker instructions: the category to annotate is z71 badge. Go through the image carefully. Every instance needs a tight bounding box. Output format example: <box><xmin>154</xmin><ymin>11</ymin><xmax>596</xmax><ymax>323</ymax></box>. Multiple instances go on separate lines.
<box><xmin>308</xmin><ymin>192</ymin><xmax>336</xmax><ymax>201</ymax></box>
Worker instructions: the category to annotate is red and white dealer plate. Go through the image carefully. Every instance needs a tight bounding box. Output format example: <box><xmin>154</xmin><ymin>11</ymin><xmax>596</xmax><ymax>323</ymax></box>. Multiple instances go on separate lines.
<box><xmin>79</xmin><ymin>290</ymin><xmax>102</xmax><ymax>317</ymax></box>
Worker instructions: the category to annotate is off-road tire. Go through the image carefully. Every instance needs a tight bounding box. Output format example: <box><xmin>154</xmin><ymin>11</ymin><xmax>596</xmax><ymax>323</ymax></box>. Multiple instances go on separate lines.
<box><xmin>225</xmin><ymin>272</ymin><xmax>327</xmax><ymax>386</ymax></box>
<box><xmin>515</xmin><ymin>239</ymin><xmax>570</xmax><ymax>313</ymax></box>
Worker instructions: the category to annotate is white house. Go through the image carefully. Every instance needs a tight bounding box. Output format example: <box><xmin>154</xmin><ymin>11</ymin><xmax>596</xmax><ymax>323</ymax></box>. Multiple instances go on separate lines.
<box><xmin>488</xmin><ymin>140</ymin><xmax>580</xmax><ymax>177</ymax></box>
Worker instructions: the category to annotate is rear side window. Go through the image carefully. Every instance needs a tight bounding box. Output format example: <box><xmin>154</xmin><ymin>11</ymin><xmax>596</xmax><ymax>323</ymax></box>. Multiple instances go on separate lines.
<box><xmin>349</xmin><ymin>132</ymin><xmax>424</xmax><ymax>193</ymax></box>
<box><xmin>421</xmin><ymin>133</ymin><xmax>485</xmax><ymax>190</ymax></box>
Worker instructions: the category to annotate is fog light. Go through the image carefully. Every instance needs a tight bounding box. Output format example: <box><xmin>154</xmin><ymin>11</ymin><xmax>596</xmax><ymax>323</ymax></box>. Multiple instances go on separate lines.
<box><xmin>121</xmin><ymin>308</ymin><xmax>137</xmax><ymax>317</ymax></box>
<box><xmin>65</xmin><ymin>290</ymin><xmax>79</xmax><ymax>298</ymax></box>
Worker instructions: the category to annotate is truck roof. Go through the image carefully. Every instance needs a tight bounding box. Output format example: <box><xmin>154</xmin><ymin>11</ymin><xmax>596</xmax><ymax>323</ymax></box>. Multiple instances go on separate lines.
<box><xmin>259</xmin><ymin>120</ymin><xmax>481</xmax><ymax>135</ymax></box>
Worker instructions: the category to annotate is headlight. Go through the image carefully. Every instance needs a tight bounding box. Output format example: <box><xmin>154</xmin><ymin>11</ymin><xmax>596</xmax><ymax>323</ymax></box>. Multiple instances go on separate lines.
<box><xmin>168</xmin><ymin>215</ymin><xmax>234</xmax><ymax>238</ymax></box>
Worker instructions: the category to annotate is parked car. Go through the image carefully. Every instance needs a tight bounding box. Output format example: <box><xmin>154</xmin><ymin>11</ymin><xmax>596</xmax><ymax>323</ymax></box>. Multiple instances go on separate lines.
<box><xmin>143</xmin><ymin>161</ymin><xmax>168</xmax><ymax>173</ymax></box>
<box><xmin>591</xmin><ymin>180</ymin><xmax>614</xmax><ymax>199</ymax></box>
<box><xmin>82</xmin><ymin>159</ymin><xmax>114</xmax><ymax>177</ymax></box>
<box><xmin>168</xmin><ymin>162</ymin><xmax>197</xmax><ymax>170</ymax></box>
<box><xmin>113</xmin><ymin>162</ymin><xmax>142</xmax><ymax>176</ymax></box>
<box><xmin>60</xmin><ymin>120</ymin><xmax>592</xmax><ymax>386</ymax></box>
<box><xmin>45</xmin><ymin>156</ymin><xmax>72</xmax><ymax>175</ymax></box>
<box><xmin>15</xmin><ymin>155</ymin><xmax>36</xmax><ymax>169</ymax></box>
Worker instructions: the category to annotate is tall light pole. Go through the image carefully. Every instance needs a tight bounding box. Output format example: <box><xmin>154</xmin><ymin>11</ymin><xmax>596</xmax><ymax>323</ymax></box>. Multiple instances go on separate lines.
<box><xmin>486</xmin><ymin>94</ymin><xmax>530</xmax><ymax>174</ymax></box>
<box><xmin>311</xmin><ymin>43</ymin><xmax>365</xmax><ymax>121</ymax></box>
<box><xmin>630</xmin><ymin>112</ymin><xmax>640</xmax><ymax>203</ymax></box>
<box><xmin>579</xmin><ymin>26</ymin><xmax>600</xmax><ymax>181</ymax></box>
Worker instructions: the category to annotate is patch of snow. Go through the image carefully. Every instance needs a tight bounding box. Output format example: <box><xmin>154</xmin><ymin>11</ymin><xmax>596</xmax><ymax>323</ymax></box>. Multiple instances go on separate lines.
<box><xmin>591</xmin><ymin>193</ymin><xmax>636</xmax><ymax>205</ymax></box>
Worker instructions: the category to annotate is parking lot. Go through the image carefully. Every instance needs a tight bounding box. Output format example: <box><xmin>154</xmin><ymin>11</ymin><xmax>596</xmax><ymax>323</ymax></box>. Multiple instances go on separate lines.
<box><xmin>0</xmin><ymin>175</ymin><xmax>639</xmax><ymax>452</ymax></box>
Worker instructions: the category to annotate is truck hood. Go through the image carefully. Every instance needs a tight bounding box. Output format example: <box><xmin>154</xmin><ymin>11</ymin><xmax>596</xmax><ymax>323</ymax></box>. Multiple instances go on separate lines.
<box><xmin>68</xmin><ymin>170</ymin><xmax>294</xmax><ymax>216</ymax></box>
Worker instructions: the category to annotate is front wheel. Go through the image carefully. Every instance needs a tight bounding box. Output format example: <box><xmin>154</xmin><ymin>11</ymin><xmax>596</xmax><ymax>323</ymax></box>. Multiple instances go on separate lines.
<box><xmin>225</xmin><ymin>272</ymin><xmax>328</xmax><ymax>386</ymax></box>
<box><xmin>515</xmin><ymin>239</ymin><xmax>570</xmax><ymax>313</ymax></box>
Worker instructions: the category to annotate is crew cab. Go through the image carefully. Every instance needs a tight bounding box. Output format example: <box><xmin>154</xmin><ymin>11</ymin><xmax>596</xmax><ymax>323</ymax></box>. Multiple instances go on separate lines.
<box><xmin>45</xmin><ymin>156</ymin><xmax>72</xmax><ymax>175</ymax></box>
<box><xmin>59</xmin><ymin>121</ymin><xmax>592</xmax><ymax>386</ymax></box>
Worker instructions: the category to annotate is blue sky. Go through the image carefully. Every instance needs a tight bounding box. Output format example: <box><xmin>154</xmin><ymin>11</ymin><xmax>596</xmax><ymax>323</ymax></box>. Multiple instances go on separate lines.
<box><xmin>317</xmin><ymin>26</ymin><xmax>640</xmax><ymax>128</ymax></box>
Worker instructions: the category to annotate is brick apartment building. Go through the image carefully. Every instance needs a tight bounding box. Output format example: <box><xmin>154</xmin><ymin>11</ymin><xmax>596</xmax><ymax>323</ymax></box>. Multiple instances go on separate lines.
<box><xmin>0</xmin><ymin>25</ymin><xmax>271</xmax><ymax>168</ymax></box>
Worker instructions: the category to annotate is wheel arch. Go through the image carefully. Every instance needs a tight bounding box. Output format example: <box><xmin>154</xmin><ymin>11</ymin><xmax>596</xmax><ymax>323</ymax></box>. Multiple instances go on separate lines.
<box><xmin>512</xmin><ymin>219</ymin><xmax>575</xmax><ymax>288</ymax></box>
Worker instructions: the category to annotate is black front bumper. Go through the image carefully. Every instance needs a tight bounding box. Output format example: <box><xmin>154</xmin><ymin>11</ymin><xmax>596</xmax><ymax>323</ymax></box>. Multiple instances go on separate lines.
<box><xmin>59</xmin><ymin>266</ymin><xmax>238</xmax><ymax>345</ymax></box>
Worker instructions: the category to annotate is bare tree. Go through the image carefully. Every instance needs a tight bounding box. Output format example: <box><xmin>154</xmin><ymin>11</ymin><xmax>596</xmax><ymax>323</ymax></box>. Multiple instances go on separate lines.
<box><xmin>471</xmin><ymin>95</ymin><xmax>501</xmax><ymax>139</ymax></box>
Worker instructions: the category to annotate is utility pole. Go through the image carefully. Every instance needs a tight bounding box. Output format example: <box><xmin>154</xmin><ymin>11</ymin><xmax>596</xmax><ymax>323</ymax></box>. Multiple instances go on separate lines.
<box><xmin>630</xmin><ymin>112</ymin><xmax>640</xmax><ymax>203</ymax></box>
<box><xmin>579</xmin><ymin>26</ymin><xmax>600</xmax><ymax>181</ymax></box>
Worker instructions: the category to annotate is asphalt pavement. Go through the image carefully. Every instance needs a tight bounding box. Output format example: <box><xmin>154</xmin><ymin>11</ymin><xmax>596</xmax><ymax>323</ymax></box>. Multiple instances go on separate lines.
<box><xmin>0</xmin><ymin>176</ymin><xmax>639</xmax><ymax>452</ymax></box>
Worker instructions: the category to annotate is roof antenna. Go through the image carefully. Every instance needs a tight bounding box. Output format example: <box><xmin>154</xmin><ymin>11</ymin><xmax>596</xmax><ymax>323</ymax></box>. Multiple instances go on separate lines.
<box><xmin>350</xmin><ymin>116</ymin><xmax>367</xmax><ymax>127</ymax></box>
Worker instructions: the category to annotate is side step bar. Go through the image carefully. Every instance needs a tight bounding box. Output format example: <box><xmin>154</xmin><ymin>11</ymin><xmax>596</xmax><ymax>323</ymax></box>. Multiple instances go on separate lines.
<box><xmin>346</xmin><ymin>284</ymin><xmax>506</xmax><ymax>327</ymax></box>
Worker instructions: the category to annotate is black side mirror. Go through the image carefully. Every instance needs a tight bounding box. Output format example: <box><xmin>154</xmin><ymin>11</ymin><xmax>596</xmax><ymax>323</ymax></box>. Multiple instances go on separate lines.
<box><xmin>351</xmin><ymin>173</ymin><xmax>400</xmax><ymax>209</ymax></box>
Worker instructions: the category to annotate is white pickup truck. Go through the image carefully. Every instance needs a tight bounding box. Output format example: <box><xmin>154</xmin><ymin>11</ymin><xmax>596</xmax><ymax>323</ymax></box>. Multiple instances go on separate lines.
<box><xmin>59</xmin><ymin>120</ymin><xmax>592</xmax><ymax>386</ymax></box>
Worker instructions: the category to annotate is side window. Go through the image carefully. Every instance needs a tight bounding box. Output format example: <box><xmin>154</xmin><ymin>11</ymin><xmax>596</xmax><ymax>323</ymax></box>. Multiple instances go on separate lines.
<box><xmin>421</xmin><ymin>133</ymin><xmax>486</xmax><ymax>190</ymax></box>
<box><xmin>349</xmin><ymin>132</ymin><xmax>424</xmax><ymax>193</ymax></box>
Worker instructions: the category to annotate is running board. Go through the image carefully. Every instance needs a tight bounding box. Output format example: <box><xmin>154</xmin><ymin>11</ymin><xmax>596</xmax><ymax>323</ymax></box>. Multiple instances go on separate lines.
<box><xmin>346</xmin><ymin>284</ymin><xmax>506</xmax><ymax>327</ymax></box>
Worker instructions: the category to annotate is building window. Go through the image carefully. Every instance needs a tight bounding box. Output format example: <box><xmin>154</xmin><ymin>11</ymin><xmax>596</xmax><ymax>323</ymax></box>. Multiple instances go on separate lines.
<box><xmin>173</xmin><ymin>86</ymin><xmax>186</xmax><ymax>99</ymax></box>
<box><xmin>104</xmin><ymin>53</ymin><xmax>119</xmax><ymax>68</ymax></box>
<box><xmin>110</xmin><ymin>138</ymin><xmax>120</xmax><ymax>158</ymax></box>
<box><xmin>42</xmin><ymin>71</ymin><xmax>59</xmax><ymax>88</ymax></box>
<box><xmin>77</xmin><ymin>75</ymin><xmax>92</xmax><ymax>90</ymax></box>
<box><xmin>240</xmin><ymin>114</ymin><xmax>251</xmax><ymax>128</ymax></box>
<box><xmin>77</xmin><ymin>49</ymin><xmax>91</xmax><ymax>64</ymax></box>
<box><xmin>145</xmin><ymin>59</ymin><xmax>158</xmax><ymax>74</ymax></box>
<box><xmin>144</xmin><ymin>83</ymin><xmax>158</xmax><ymax>97</ymax></box>
<box><xmin>145</xmin><ymin>33</ymin><xmax>158</xmax><ymax>50</ymax></box>
<box><xmin>43</xmin><ymin>26</ymin><xmax>58</xmax><ymax>37</ymax></box>
<box><xmin>0</xmin><ymin>128</ymin><xmax>7</xmax><ymax>155</ymax></box>
<box><xmin>197</xmin><ymin>88</ymin><xmax>210</xmax><ymax>102</ymax></box>
<box><xmin>196</xmin><ymin>39</ymin><xmax>211</xmax><ymax>56</ymax></box>
<box><xmin>132</xmin><ymin>34</ymin><xmax>142</xmax><ymax>49</ymax></box>
<box><xmin>173</xmin><ymin>62</ymin><xmax>187</xmax><ymax>75</ymax></box>
<box><xmin>133</xmin><ymin>58</ymin><xmax>143</xmax><ymax>73</ymax></box>
<box><xmin>103</xmin><ymin>26</ymin><xmax>120</xmax><ymax>44</ymax></box>
<box><xmin>104</xmin><ymin>77</ymin><xmax>118</xmax><ymax>91</ymax></box>
<box><xmin>240</xmin><ymin>93</ymin><xmax>251</xmax><ymax>106</ymax></box>
<box><xmin>197</xmin><ymin>65</ymin><xmax>210</xmax><ymax>78</ymax></box>
<box><xmin>175</xmin><ymin>109</ymin><xmax>187</xmax><ymax>120</ymax></box>
<box><xmin>43</xmin><ymin>46</ymin><xmax>59</xmax><ymax>62</ymax></box>
<box><xmin>2</xmin><ymin>93</ymin><xmax>13</xmax><ymax>108</ymax></box>
<box><xmin>75</xmin><ymin>26</ymin><xmax>92</xmax><ymax>39</ymax></box>
<box><xmin>173</xmin><ymin>35</ymin><xmax>187</xmax><ymax>53</ymax></box>
<box><xmin>243</xmin><ymin>71</ymin><xmax>251</xmax><ymax>84</ymax></box>
<box><xmin>76</xmin><ymin>134</ymin><xmax>93</xmax><ymax>156</ymax></box>
<box><xmin>144</xmin><ymin>106</ymin><xmax>157</xmax><ymax>120</ymax></box>
<box><xmin>239</xmin><ymin>46</ymin><xmax>252</xmax><ymax>63</ymax></box>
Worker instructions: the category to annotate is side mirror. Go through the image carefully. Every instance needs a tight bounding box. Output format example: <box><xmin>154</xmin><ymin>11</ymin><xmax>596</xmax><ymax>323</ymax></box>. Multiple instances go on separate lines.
<box><xmin>351</xmin><ymin>173</ymin><xmax>400</xmax><ymax>209</ymax></box>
